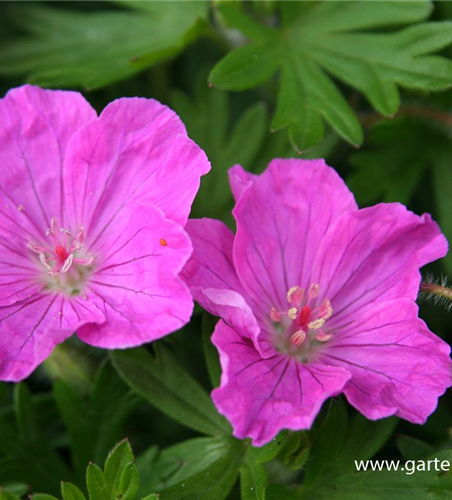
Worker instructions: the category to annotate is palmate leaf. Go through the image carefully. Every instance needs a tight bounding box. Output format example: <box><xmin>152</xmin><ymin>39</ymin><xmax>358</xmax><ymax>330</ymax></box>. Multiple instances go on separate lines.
<box><xmin>0</xmin><ymin>1</ymin><xmax>207</xmax><ymax>89</ymax></box>
<box><xmin>210</xmin><ymin>1</ymin><xmax>452</xmax><ymax>150</ymax></box>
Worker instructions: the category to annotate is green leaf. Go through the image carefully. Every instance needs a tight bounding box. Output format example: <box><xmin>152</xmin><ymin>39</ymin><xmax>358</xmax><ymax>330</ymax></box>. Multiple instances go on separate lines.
<box><xmin>54</xmin><ymin>361</ymin><xmax>139</xmax><ymax>479</ymax></box>
<box><xmin>247</xmin><ymin>431</ymin><xmax>289</xmax><ymax>465</ymax></box>
<box><xmin>0</xmin><ymin>489</ymin><xmax>21</xmax><ymax>500</ymax></box>
<box><xmin>118</xmin><ymin>463</ymin><xmax>139</xmax><ymax>500</ymax></box>
<box><xmin>210</xmin><ymin>42</ymin><xmax>280</xmax><ymax>91</ymax></box>
<box><xmin>202</xmin><ymin>313</ymin><xmax>221</xmax><ymax>389</ymax></box>
<box><xmin>61</xmin><ymin>483</ymin><xmax>87</xmax><ymax>500</ymax></box>
<box><xmin>432</xmin><ymin>147</ymin><xmax>452</xmax><ymax>275</ymax></box>
<box><xmin>3</xmin><ymin>384</ymin><xmax>73</xmax><ymax>495</ymax></box>
<box><xmin>31</xmin><ymin>495</ymin><xmax>60</xmax><ymax>500</ymax></box>
<box><xmin>397</xmin><ymin>435</ymin><xmax>434</xmax><ymax>461</ymax></box>
<box><xmin>14</xmin><ymin>383</ymin><xmax>40</xmax><ymax>444</ymax></box>
<box><xmin>103</xmin><ymin>440</ymin><xmax>134</xmax><ymax>500</ymax></box>
<box><xmin>211</xmin><ymin>0</ymin><xmax>452</xmax><ymax>149</ymax></box>
<box><xmin>305</xmin><ymin>400</ymin><xmax>397</xmax><ymax>485</ymax></box>
<box><xmin>348</xmin><ymin>118</ymin><xmax>431</xmax><ymax>207</ymax></box>
<box><xmin>240</xmin><ymin>460</ymin><xmax>268</xmax><ymax>500</ymax></box>
<box><xmin>216</xmin><ymin>1</ymin><xmax>275</xmax><ymax>40</ymax></box>
<box><xmin>304</xmin><ymin>449</ymin><xmax>452</xmax><ymax>500</ymax></box>
<box><xmin>266</xmin><ymin>485</ymin><xmax>300</xmax><ymax>500</ymax></box>
<box><xmin>112</xmin><ymin>345</ymin><xmax>230</xmax><ymax>436</ymax></box>
<box><xmin>86</xmin><ymin>463</ymin><xmax>106</xmax><ymax>500</ymax></box>
<box><xmin>138</xmin><ymin>437</ymin><xmax>234</xmax><ymax>493</ymax></box>
<box><xmin>158</xmin><ymin>441</ymin><xmax>245</xmax><ymax>500</ymax></box>
<box><xmin>0</xmin><ymin>2</ymin><xmax>207</xmax><ymax>89</ymax></box>
<box><xmin>0</xmin><ymin>484</ymin><xmax>28</xmax><ymax>498</ymax></box>
<box><xmin>170</xmin><ymin>78</ymin><xmax>268</xmax><ymax>221</ymax></box>
<box><xmin>304</xmin><ymin>399</ymin><xmax>349</xmax><ymax>484</ymax></box>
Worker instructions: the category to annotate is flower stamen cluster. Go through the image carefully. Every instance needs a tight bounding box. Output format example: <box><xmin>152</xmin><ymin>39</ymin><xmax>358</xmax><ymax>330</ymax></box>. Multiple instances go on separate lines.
<box><xmin>270</xmin><ymin>283</ymin><xmax>334</xmax><ymax>358</ymax></box>
<box><xmin>28</xmin><ymin>217</ymin><xmax>94</xmax><ymax>278</ymax></box>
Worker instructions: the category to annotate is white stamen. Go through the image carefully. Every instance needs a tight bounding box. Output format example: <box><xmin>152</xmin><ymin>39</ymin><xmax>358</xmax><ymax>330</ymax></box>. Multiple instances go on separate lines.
<box><xmin>270</xmin><ymin>308</ymin><xmax>281</xmax><ymax>322</ymax></box>
<box><xmin>287</xmin><ymin>286</ymin><xmax>300</xmax><ymax>303</ymax></box>
<box><xmin>308</xmin><ymin>283</ymin><xmax>320</xmax><ymax>300</ymax></box>
<box><xmin>39</xmin><ymin>253</ymin><xmax>52</xmax><ymax>273</ymax></box>
<box><xmin>288</xmin><ymin>307</ymin><xmax>298</xmax><ymax>320</ymax></box>
<box><xmin>316</xmin><ymin>332</ymin><xmax>333</xmax><ymax>342</ymax></box>
<box><xmin>308</xmin><ymin>318</ymin><xmax>326</xmax><ymax>330</ymax></box>
<box><xmin>61</xmin><ymin>253</ymin><xmax>74</xmax><ymax>273</ymax></box>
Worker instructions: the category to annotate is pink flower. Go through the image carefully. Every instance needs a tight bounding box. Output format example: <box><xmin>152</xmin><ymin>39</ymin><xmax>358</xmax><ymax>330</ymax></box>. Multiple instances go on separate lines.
<box><xmin>183</xmin><ymin>159</ymin><xmax>452</xmax><ymax>446</ymax></box>
<box><xmin>0</xmin><ymin>85</ymin><xmax>210</xmax><ymax>381</ymax></box>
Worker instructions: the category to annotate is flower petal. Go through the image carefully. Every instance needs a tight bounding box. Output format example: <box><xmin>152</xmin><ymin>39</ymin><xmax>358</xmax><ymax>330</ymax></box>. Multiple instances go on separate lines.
<box><xmin>311</xmin><ymin>203</ymin><xmax>448</xmax><ymax>325</ymax></box>
<box><xmin>64</xmin><ymin>98</ymin><xmax>210</xmax><ymax>242</ymax></box>
<box><xmin>0</xmin><ymin>84</ymin><xmax>96</xmax><ymax>238</ymax></box>
<box><xmin>182</xmin><ymin>218</ymin><xmax>260</xmax><ymax>345</ymax></box>
<box><xmin>212</xmin><ymin>320</ymin><xmax>351</xmax><ymax>446</ymax></box>
<box><xmin>0</xmin><ymin>293</ymin><xmax>104</xmax><ymax>381</ymax></box>
<box><xmin>230</xmin><ymin>160</ymin><xmax>357</xmax><ymax>315</ymax></box>
<box><xmin>78</xmin><ymin>204</ymin><xmax>193</xmax><ymax>348</ymax></box>
<box><xmin>321</xmin><ymin>299</ymin><xmax>452</xmax><ymax>423</ymax></box>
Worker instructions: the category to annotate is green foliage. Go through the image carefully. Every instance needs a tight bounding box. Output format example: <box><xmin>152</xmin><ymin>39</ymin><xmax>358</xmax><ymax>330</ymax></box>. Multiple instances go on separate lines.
<box><xmin>0</xmin><ymin>1</ymin><xmax>207</xmax><ymax>89</ymax></box>
<box><xmin>30</xmin><ymin>441</ymin><xmax>138</xmax><ymax>500</ymax></box>
<box><xmin>211</xmin><ymin>1</ymin><xmax>452</xmax><ymax>150</ymax></box>
<box><xmin>111</xmin><ymin>344</ymin><xmax>230</xmax><ymax>436</ymax></box>
<box><xmin>53</xmin><ymin>361</ymin><xmax>139</xmax><ymax>480</ymax></box>
<box><xmin>302</xmin><ymin>449</ymin><xmax>452</xmax><ymax>500</ymax></box>
<box><xmin>170</xmin><ymin>78</ymin><xmax>269</xmax><ymax>220</ymax></box>
<box><xmin>304</xmin><ymin>400</ymin><xmax>398</xmax><ymax>485</ymax></box>
<box><xmin>0</xmin><ymin>384</ymin><xmax>73</xmax><ymax>495</ymax></box>
<box><xmin>201</xmin><ymin>313</ymin><xmax>222</xmax><ymax>389</ymax></box>
<box><xmin>137</xmin><ymin>437</ymin><xmax>234</xmax><ymax>493</ymax></box>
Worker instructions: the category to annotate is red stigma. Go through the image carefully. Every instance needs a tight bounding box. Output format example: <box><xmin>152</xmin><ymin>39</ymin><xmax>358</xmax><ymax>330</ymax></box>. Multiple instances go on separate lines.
<box><xmin>55</xmin><ymin>245</ymin><xmax>68</xmax><ymax>261</ymax></box>
<box><xmin>298</xmin><ymin>305</ymin><xmax>311</xmax><ymax>327</ymax></box>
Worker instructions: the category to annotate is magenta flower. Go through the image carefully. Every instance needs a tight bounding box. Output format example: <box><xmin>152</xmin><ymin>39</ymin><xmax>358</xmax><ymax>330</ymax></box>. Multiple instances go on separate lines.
<box><xmin>0</xmin><ymin>85</ymin><xmax>209</xmax><ymax>381</ymax></box>
<box><xmin>183</xmin><ymin>159</ymin><xmax>452</xmax><ymax>446</ymax></box>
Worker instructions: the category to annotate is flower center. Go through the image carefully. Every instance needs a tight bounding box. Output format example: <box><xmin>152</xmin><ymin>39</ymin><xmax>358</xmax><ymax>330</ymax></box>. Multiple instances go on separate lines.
<box><xmin>28</xmin><ymin>217</ymin><xmax>94</xmax><ymax>296</ymax></box>
<box><xmin>270</xmin><ymin>283</ymin><xmax>334</xmax><ymax>361</ymax></box>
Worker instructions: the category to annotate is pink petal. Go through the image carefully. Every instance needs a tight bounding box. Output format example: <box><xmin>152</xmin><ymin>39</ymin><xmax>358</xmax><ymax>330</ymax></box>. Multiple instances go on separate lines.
<box><xmin>230</xmin><ymin>160</ymin><xmax>357</xmax><ymax>316</ymax></box>
<box><xmin>182</xmin><ymin>218</ymin><xmax>260</xmax><ymax>346</ymax></box>
<box><xmin>0</xmin><ymin>240</ymin><xmax>40</xmax><ymax>306</ymax></box>
<box><xmin>77</xmin><ymin>204</ymin><xmax>193</xmax><ymax>348</ymax></box>
<box><xmin>311</xmin><ymin>203</ymin><xmax>448</xmax><ymax>325</ymax></box>
<box><xmin>0</xmin><ymin>84</ymin><xmax>96</xmax><ymax>238</ymax></box>
<box><xmin>63</xmin><ymin>98</ymin><xmax>210</xmax><ymax>242</ymax></box>
<box><xmin>212</xmin><ymin>320</ymin><xmax>351</xmax><ymax>446</ymax></box>
<box><xmin>0</xmin><ymin>293</ymin><xmax>104</xmax><ymax>381</ymax></box>
<box><xmin>321</xmin><ymin>299</ymin><xmax>452</xmax><ymax>423</ymax></box>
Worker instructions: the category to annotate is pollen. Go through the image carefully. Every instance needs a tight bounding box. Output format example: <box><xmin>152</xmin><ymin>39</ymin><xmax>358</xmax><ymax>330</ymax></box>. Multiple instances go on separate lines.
<box><xmin>28</xmin><ymin>216</ymin><xmax>94</xmax><ymax>283</ymax></box>
<box><xmin>160</xmin><ymin>238</ymin><xmax>168</xmax><ymax>246</ymax></box>
<box><xmin>270</xmin><ymin>283</ymin><xmax>335</xmax><ymax>356</ymax></box>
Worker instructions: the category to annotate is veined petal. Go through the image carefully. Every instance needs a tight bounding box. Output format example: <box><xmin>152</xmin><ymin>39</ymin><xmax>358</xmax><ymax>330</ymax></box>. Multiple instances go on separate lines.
<box><xmin>0</xmin><ymin>293</ymin><xmax>104</xmax><ymax>382</ymax></box>
<box><xmin>230</xmin><ymin>160</ymin><xmax>357</xmax><ymax>314</ymax></box>
<box><xmin>311</xmin><ymin>203</ymin><xmax>448</xmax><ymax>324</ymax></box>
<box><xmin>182</xmin><ymin>218</ymin><xmax>261</xmax><ymax>348</ymax></box>
<box><xmin>63</xmin><ymin>98</ymin><xmax>210</xmax><ymax>242</ymax></box>
<box><xmin>78</xmin><ymin>204</ymin><xmax>193</xmax><ymax>348</ymax></box>
<box><xmin>0</xmin><ymin>85</ymin><xmax>96</xmax><ymax>238</ymax></box>
<box><xmin>212</xmin><ymin>320</ymin><xmax>351</xmax><ymax>446</ymax></box>
<box><xmin>0</xmin><ymin>237</ymin><xmax>40</xmax><ymax>306</ymax></box>
<box><xmin>321</xmin><ymin>299</ymin><xmax>452</xmax><ymax>423</ymax></box>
